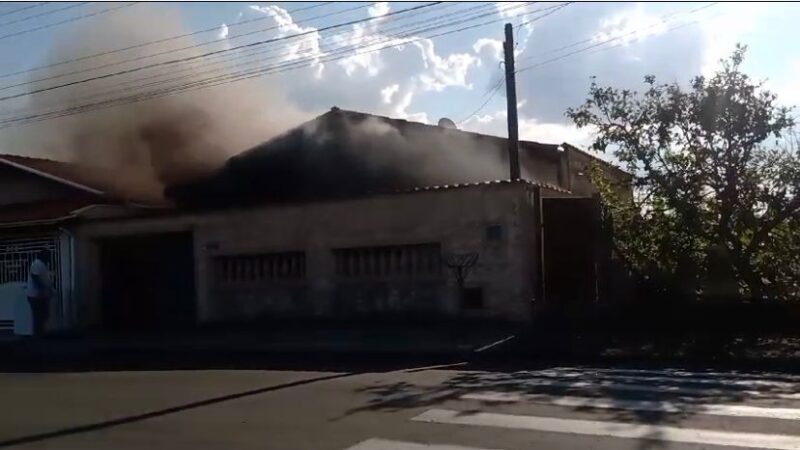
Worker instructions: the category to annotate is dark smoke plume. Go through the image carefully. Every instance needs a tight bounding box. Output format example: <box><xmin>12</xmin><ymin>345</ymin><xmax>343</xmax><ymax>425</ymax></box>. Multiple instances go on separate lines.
<box><xmin>0</xmin><ymin>3</ymin><xmax>308</xmax><ymax>202</ymax></box>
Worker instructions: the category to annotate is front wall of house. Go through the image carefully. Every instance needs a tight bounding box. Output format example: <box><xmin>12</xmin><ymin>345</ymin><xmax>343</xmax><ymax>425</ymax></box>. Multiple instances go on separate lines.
<box><xmin>75</xmin><ymin>183</ymin><xmax>539</xmax><ymax>326</ymax></box>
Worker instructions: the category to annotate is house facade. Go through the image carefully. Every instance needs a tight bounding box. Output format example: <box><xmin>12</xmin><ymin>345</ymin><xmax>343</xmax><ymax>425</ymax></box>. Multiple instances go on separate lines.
<box><xmin>0</xmin><ymin>108</ymin><xmax>630</xmax><ymax>333</ymax></box>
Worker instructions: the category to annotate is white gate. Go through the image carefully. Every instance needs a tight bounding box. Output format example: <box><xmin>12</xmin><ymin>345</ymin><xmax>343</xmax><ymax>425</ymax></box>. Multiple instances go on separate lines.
<box><xmin>0</xmin><ymin>234</ymin><xmax>71</xmax><ymax>331</ymax></box>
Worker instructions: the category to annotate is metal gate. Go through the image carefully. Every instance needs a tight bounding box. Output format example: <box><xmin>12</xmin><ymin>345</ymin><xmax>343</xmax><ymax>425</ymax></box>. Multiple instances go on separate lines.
<box><xmin>0</xmin><ymin>235</ymin><xmax>64</xmax><ymax>331</ymax></box>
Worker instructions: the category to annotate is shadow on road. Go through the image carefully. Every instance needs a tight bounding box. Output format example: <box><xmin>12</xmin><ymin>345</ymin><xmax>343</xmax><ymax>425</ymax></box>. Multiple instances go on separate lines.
<box><xmin>341</xmin><ymin>368</ymin><xmax>800</xmax><ymax>449</ymax></box>
<box><xmin>0</xmin><ymin>371</ymin><xmax>357</xmax><ymax>448</ymax></box>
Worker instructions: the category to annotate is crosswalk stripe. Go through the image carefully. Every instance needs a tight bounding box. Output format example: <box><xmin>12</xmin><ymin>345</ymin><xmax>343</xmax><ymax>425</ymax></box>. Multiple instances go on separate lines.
<box><xmin>456</xmin><ymin>377</ymin><xmax>800</xmax><ymax>399</ymax></box>
<box><xmin>515</xmin><ymin>370</ymin><xmax>796</xmax><ymax>389</ymax></box>
<box><xmin>344</xmin><ymin>438</ymin><xmax>501</xmax><ymax>450</ymax></box>
<box><xmin>413</xmin><ymin>409</ymin><xmax>800</xmax><ymax>450</ymax></box>
<box><xmin>552</xmin><ymin>367</ymin><xmax>800</xmax><ymax>383</ymax></box>
<box><xmin>461</xmin><ymin>392</ymin><xmax>800</xmax><ymax>420</ymax></box>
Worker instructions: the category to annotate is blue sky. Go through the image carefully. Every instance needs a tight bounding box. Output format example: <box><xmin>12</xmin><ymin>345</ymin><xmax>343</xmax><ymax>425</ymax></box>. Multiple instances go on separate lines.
<box><xmin>0</xmin><ymin>1</ymin><xmax>798</xmax><ymax>159</ymax></box>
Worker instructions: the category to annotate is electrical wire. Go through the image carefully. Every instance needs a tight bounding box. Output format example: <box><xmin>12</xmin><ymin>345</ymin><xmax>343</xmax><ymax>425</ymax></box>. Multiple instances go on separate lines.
<box><xmin>0</xmin><ymin>1</ymin><xmax>337</xmax><ymax>81</ymax></box>
<box><xmin>0</xmin><ymin>2</ymin><xmax>46</xmax><ymax>19</ymax></box>
<box><xmin>0</xmin><ymin>2</ymin><xmax>442</xmax><ymax>104</ymax></box>
<box><xmin>0</xmin><ymin>2</ymin><xmax>509</xmax><ymax>117</ymax></box>
<box><xmin>0</xmin><ymin>2</ymin><xmax>86</xmax><ymax>28</ymax></box>
<box><xmin>0</xmin><ymin>2</ymin><xmax>369</xmax><ymax>92</ymax></box>
<box><xmin>0</xmin><ymin>2</ymin><xmax>562</xmax><ymax>126</ymax></box>
<box><xmin>457</xmin><ymin>2</ymin><xmax>719</xmax><ymax>124</ymax></box>
<box><xmin>0</xmin><ymin>2</ymin><xmax>139</xmax><ymax>42</ymax></box>
<box><xmin>514</xmin><ymin>2</ymin><xmax>719</xmax><ymax>75</ymax></box>
<box><xmin>45</xmin><ymin>2</ymin><xmax>478</xmax><ymax>103</ymax></box>
<box><xmin>0</xmin><ymin>2</ymin><xmax>479</xmax><ymax>119</ymax></box>
<box><xmin>516</xmin><ymin>2</ymin><xmax>718</xmax><ymax>64</ymax></box>
<box><xmin>458</xmin><ymin>79</ymin><xmax>503</xmax><ymax>124</ymax></box>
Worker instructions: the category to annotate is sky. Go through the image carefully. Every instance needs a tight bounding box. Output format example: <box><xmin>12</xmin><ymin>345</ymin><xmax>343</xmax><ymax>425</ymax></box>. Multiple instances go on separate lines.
<box><xmin>0</xmin><ymin>1</ymin><xmax>798</xmax><ymax>159</ymax></box>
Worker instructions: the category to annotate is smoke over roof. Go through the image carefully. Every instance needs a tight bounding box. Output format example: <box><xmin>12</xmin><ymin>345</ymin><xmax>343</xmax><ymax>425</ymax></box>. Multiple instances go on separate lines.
<box><xmin>0</xmin><ymin>4</ymin><xmax>309</xmax><ymax>200</ymax></box>
<box><xmin>168</xmin><ymin>107</ymin><xmax>563</xmax><ymax>206</ymax></box>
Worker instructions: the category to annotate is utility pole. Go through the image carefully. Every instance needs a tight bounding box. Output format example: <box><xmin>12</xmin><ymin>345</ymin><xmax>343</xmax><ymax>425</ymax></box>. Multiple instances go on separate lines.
<box><xmin>504</xmin><ymin>23</ymin><xmax>521</xmax><ymax>180</ymax></box>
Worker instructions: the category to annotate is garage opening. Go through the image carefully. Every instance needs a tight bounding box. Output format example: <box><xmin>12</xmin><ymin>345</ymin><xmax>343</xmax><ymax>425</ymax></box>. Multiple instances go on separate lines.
<box><xmin>542</xmin><ymin>198</ymin><xmax>599</xmax><ymax>304</ymax></box>
<box><xmin>100</xmin><ymin>232</ymin><xmax>196</xmax><ymax>332</ymax></box>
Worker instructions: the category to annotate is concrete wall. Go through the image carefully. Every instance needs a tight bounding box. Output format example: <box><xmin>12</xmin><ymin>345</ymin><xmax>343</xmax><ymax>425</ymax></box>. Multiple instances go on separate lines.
<box><xmin>0</xmin><ymin>166</ymin><xmax>76</xmax><ymax>206</ymax></box>
<box><xmin>74</xmin><ymin>182</ymin><xmax>540</xmax><ymax>326</ymax></box>
<box><xmin>563</xmin><ymin>145</ymin><xmax>632</xmax><ymax>197</ymax></box>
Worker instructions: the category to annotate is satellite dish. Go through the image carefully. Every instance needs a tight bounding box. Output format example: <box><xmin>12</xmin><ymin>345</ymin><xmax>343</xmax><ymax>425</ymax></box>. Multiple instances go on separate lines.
<box><xmin>437</xmin><ymin>117</ymin><xmax>457</xmax><ymax>129</ymax></box>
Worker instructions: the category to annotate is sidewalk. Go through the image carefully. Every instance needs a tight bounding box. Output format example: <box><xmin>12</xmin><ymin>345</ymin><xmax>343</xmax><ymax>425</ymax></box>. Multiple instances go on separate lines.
<box><xmin>0</xmin><ymin>323</ymin><xmax>519</xmax><ymax>371</ymax></box>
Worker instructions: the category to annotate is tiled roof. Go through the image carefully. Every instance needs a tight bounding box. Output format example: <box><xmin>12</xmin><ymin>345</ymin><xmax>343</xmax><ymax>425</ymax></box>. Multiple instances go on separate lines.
<box><xmin>0</xmin><ymin>199</ymin><xmax>97</xmax><ymax>227</ymax></box>
<box><xmin>169</xmin><ymin>107</ymin><xmax>574</xmax><ymax>206</ymax></box>
<box><xmin>386</xmin><ymin>178</ymin><xmax>571</xmax><ymax>195</ymax></box>
<box><xmin>0</xmin><ymin>154</ymin><xmax>166</xmax><ymax>205</ymax></box>
<box><xmin>328</xmin><ymin>107</ymin><xmax>563</xmax><ymax>159</ymax></box>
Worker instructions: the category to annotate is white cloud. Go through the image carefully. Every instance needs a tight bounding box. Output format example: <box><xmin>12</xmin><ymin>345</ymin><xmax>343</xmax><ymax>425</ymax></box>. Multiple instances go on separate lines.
<box><xmin>495</xmin><ymin>2</ymin><xmax>527</xmax><ymax>19</ymax></box>
<box><xmin>393</xmin><ymin>87</ymin><xmax>429</xmax><ymax>124</ymax></box>
<box><xmin>770</xmin><ymin>59</ymin><xmax>800</xmax><ymax>110</ymax></box>
<box><xmin>413</xmin><ymin>39</ymin><xmax>477</xmax><ymax>92</ymax></box>
<box><xmin>368</xmin><ymin>2</ymin><xmax>390</xmax><ymax>18</ymax></box>
<box><xmin>248</xmin><ymin>4</ymin><xmax>325</xmax><ymax>77</ymax></box>
<box><xmin>473</xmin><ymin>38</ymin><xmax>503</xmax><ymax>63</ymax></box>
<box><xmin>333</xmin><ymin>23</ymin><xmax>412</xmax><ymax>77</ymax></box>
<box><xmin>381</xmin><ymin>84</ymin><xmax>400</xmax><ymax>104</ymax></box>
<box><xmin>217</xmin><ymin>23</ymin><xmax>229</xmax><ymax>39</ymax></box>
<box><xmin>461</xmin><ymin>106</ymin><xmax>595</xmax><ymax>148</ymax></box>
<box><xmin>593</xmin><ymin>4</ymin><xmax>668</xmax><ymax>46</ymax></box>
<box><xmin>699</xmin><ymin>3</ymin><xmax>763</xmax><ymax>76</ymax></box>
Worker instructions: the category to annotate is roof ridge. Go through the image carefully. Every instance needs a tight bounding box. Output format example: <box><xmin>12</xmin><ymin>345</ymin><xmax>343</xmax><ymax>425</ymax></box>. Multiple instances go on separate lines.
<box><xmin>0</xmin><ymin>153</ymin><xmax>73</xmax><ymax>164</ymax></box>
<box><xmin>0</xmin><ymin>154</ymin><xmax>105</xmax><ymax>196</ymax></box>
<box><xmin>327</xmin><ymin>106</ymin><xmax>558</xmax><ymax>148</ymax></box>
<box><xmin>369</xmin><ymin>178</ymin><xmax>571</xmax><ymax>196</ymax></box>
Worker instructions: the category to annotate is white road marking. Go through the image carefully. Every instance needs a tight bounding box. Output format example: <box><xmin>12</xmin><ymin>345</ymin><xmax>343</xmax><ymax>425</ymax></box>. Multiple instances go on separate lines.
<box><xmin>455</xmin><ymin>376</ymin><xmax>800</xmax><ymax>400</ymax></box>
<box><xmin>344</xmin><ymin>438</ymin><xmax>501</xmax><ymax>450</ymax></box>
<box><xmin>552</xmin><ymin>366</ymin><xmax>800</xmax><ymax>382</ymax></box>
<box><xmin>461</xmin><ymin>392</ymin><xmax>800</xmax><ymax>420</ymax></box>
<box><xmin>474</xmin><ymin>335</ymin><xmax>516</xmax><ymax>353</ymax></box>
<box><xmin>518</xmin><ymin>369</ymin><xmax>796</xmax><ymax>389</ymax></box>
<box><xmin>413</xmin><ymin>409</ymin><xmax>800</xmax><ymax>450</ymax></box>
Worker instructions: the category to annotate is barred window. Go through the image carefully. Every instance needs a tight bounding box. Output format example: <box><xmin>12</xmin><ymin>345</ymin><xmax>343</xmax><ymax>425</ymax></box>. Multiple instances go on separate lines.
<box><xmin>334</xmin><ymin>243</ymin><xmax>441</xmax><ymax>279</ymax></box>
<box><xmin>215</xmin><ymin>252</ymin><xmax>305</xmax><ymax>284</ymax></box>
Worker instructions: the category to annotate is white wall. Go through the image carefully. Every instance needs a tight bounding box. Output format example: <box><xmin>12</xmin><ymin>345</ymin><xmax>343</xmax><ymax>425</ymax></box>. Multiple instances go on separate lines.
<box><xmin>75</xmin><ymin>182</ymin><xmax>544</xmax><ymax>326</ymax></box>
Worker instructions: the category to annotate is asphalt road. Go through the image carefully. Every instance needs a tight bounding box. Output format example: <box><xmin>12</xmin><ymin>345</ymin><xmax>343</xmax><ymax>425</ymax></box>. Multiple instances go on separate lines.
<box><xmin>2</xmin><ymin>361</ymin><xmax>800</xmax><ymax>450</ymax></box>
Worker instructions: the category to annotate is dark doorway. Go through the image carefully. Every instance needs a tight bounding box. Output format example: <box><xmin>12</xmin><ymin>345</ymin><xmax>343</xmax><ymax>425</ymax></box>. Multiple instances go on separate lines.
<box><xmin>542</xmin><ymin>198</ymin><xmax>599</xmax><ymax>304</ymax></box>
<box><xmin>100</xmin><ymin>232</ymin><xmax>196</xmax><ymax>332</ymax></box>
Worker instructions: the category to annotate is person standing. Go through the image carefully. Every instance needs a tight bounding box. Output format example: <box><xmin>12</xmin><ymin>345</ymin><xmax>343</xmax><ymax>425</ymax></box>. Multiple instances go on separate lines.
<box><xmin>26</xmin><ymin>250</ymin><xmax>53</xmax><ymax>337</ymax></box>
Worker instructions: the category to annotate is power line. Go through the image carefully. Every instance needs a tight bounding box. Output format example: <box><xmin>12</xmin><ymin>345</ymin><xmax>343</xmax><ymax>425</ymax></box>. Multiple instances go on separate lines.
<box><xmin>0</xmin><ymin>2</ymin><xmax>368</xmax><ymax>92</ymax></box>
<box><xmin>459</xmin><ymin>79</ymin><xmax>503</xmax><ymax>124</ymax></box>
<box><xmin>0</xmin><ymin>2</ymin><xmax>473</xmax><ymax>114</ymax></box>
<box><xmin>67</xmin><ymin>2</ymin><xmax>475</xmax><ymax>97</ymax></box>
<box><xmin>458</xmin><ymin>2</ymin><xmax>719</xmax><ymax>124</ymax></box>
<box><xmin>515</xmin><ymin>2</ymin><xmax>720</xmax><ymax>75</ymax></box>
<box><xmin>457</xmin><ymin>3</ymin><xmax>572</xmax><ymax>124</ymax></box>
<box><xmin>0</xmin><ymin>2</ymin><xmax>139</xmax><ymax>42</ymax></box>
<box><xmin>0</xmin><ymin>1</ymin><xmax>337</xmax><ymax>81</ymax></box>
<box><xmin>0</xmin><ymin>2</ymin><xmax>46</xmax><ymax>19</ymax></box>
<box><xmin>0</xmin><ymin>2</ymin><xmax>442</xmax><ymax>104</ymax></box>
<box><xmin>0</xmin><ymin>2</ymin><xmax>568</xmax><ymax>126</ymax></box>
<box><xmin>0</xmin><ymin>2</ymin><xmax>476</xmax><ymax>119</ymax></box>
<box><xmin>0</xmin><ymin>2</ymin><xmax>86</xmax><ymax>28</ymax></box>
<box><xmin>0</xmin><ymin>2</ymin><xmax>557</xmax><ymax>126</ymax></box>
<box><xmin>0</xmin><ymin>2</ymin><xmax>504</xmax><ymax>118</ymax></box>
<box><xmin>516</xmin><ymin>1</ymin><xmax>718</xmax><ymax>64</ymax></box>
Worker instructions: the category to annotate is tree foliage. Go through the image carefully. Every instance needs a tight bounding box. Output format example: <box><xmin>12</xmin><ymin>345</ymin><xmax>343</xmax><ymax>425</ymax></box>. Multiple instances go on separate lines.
<box><xmin>567</xmin><ymin>45</ymin><xmax>800</xmax><ymax>301</ymax></box>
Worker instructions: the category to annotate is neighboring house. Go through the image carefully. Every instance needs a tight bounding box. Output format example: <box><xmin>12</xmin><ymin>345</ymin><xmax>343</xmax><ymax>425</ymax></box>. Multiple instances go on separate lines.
<box><xmin>0</xmin><ymin>107</ymin><xmax>631</xmax><ymax>333</ymax></box>
<box><xmin>0</xmin><ymin>154</ymin><xmax>163</xmax><ymax>332</ymax></box>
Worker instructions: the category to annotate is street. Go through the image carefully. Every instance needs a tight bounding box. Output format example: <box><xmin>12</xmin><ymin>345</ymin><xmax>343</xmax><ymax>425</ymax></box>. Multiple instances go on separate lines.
<box><xmin>2</xmin><ymin>362</ymin><xmax>800</xmax><ymax>449</ymax></box>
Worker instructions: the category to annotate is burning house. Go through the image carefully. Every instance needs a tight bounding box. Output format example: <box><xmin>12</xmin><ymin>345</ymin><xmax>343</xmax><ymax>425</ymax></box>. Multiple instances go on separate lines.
<box><xmin>0</xmin><ymin>107</ymin><xmax>630</xmax><ymax>333</ymax></box>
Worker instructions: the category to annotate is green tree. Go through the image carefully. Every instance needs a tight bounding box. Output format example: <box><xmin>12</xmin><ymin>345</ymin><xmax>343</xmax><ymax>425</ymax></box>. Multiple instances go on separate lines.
<box><xmin>567</xmin><ymin>45</ymin><xmax>800</xmax><ymax>301</ymax></box>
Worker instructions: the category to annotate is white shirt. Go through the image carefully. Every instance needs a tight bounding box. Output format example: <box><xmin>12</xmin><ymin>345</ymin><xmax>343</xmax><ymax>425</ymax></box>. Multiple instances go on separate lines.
<box><xmin>25</xmin><ymin>258</ymin><xmax>52</xmax><ymax>299</ymax></box>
